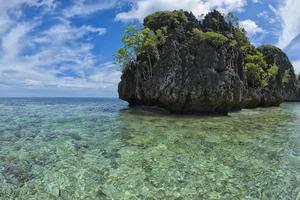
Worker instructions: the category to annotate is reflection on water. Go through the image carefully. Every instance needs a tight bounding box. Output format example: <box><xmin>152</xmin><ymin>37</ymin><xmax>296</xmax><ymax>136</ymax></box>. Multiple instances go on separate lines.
<box><xmin>0</xmin><ymin>98</ymin><xmax>299</xmax><ymax>199</ymax></box>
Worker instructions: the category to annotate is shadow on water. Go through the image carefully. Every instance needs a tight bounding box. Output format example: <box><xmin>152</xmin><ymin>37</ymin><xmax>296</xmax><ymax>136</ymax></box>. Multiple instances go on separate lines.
<box><xmin>119</xmin><ymin>105</ymin><xmax>234</xmax><ymax>119</ymax></box>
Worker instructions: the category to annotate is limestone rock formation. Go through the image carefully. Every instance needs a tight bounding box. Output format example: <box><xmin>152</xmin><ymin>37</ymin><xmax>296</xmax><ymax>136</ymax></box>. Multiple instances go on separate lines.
<box><xmin>258</xmin><ymin>45</ymin><xmax>300</xmax><ymax>101</ymax></box>
<box><xmin>118</xmin><ymin>10</ymin><xmax>300</xmax><ymax>114</ymax></box>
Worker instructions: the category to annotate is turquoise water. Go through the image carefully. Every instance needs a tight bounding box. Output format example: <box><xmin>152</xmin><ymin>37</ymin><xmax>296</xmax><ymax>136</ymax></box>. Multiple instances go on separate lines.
<box><xmin>0</xmin><ymin>98</ymin><xmax>300</xmax><ymax>200</ymax></box>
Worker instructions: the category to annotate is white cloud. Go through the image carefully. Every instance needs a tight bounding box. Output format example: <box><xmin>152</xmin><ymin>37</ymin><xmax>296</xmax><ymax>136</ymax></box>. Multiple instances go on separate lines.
<box><xmin>82</xmin><ymin>25</ymin><xmax>107</xmax><ymax>35</ymax></box>
<box><xmin>1</xmin><ymin>22</ymin><xmax>34</xmax><ymax>61</ymax></box>
<box><xmin>63</xmin><ymin>0</ymin><xmax>116</xmax><ymax>18</ymax></box>
<box><xmin>277</xmin><ymin>0</ymin><xmax>300</xmax><ymax>49</ymax></box>
<box><xmin>268</xmin><ymin>4</ymin><xmax>277</xmax><ymax>14</ymax></box>
<box><xmin>24</xmin><ymin>79</ymin><xmax>42</xmax><ymax>87</ymax></box>
<box><xmin>88</xmin><ymin>62</ymin><xmax>121</xmax><ymax>89</ymax></box>
<box><xmin>115</xmin><ymin>0</ymin><xmax>247</xmax><ymax>22</ymax></box>
<box><xmin>0</xmin><ymin>19</ymin><xmax>112</xmax><ymax>89</ymax></box>
<box><xmin>37</xmin><ymin>21</ymin><xmax>106</xmax><ymax>43</ymax></box>
<box><xmin>0</xmin><ymin>0</ymin><xmax>120</xmax><ymax>97</ymax></box>
<box><xmin>0</xmin><ymin>0</ymin><xmax>55</xmax><ymax>36</ymax></box>
<box><xmin>257</xmin><ymin>11</ymin><xmax>277</xmax><ymax>25</ymax></box>
<box><xmin>292</xmin><ymin>60</ymin><xmax>300</xmax><ymax>74</ymax></box>
<box><xmin>240</xmin><ymin>19</ymin><xmax>264</xmax><ymax>36</ymax></box>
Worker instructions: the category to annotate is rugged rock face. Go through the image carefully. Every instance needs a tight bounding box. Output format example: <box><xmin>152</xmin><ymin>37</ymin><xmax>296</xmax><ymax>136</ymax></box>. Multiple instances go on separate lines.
<box><xmin>118</xmin><ymin>10</ymin><xmax>300</xmax><ymax>114</ymax></box>
<box><xmin>258</xmin><ymin>45</ymin><xmax>300</xmax><ymax>101</ymax></box>
<box><xmin>242</xmin><ymin>88</ymin><xmax>283</xmax><ymax>108</ymax></box>
<box><xmin>120</xmin><ymin>32</ymin><xmax>244</xmax><ymax>114</ymax></box>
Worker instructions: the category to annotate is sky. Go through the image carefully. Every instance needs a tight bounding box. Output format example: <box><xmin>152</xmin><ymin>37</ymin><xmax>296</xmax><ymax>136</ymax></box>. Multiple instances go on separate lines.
<box><xmin>0</xmin><ymin>0</ymin><xmax>299</xmax><ymax>97</ymax></box>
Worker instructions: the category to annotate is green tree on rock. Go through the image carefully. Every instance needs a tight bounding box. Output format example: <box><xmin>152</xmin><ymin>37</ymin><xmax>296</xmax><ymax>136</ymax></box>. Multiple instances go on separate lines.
<box><xmin>115</xmin><ymin>25</ymin><xmax>167</xmax><ymax>76</ymax></box>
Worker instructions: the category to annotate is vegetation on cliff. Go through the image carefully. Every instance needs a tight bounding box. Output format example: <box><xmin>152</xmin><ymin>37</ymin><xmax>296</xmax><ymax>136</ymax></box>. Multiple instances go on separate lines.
<box><xmin>115</xmin><ymin>26</ymin><xmax>166</xmax><ymax>71</ymax></box>
<box><xmin>117</xmin><ymin>10</ymin><xmax>300</xmax><ymax>114</ymax></box>
<box><xmin>116</xmin><ymin>10</ymin><xmax>281</xmax><ymax>88</ymax></box>
<box><xmin>192</xmin><ymin>28</ymin><xmax>229</xmax><ymax>47</ymax></box>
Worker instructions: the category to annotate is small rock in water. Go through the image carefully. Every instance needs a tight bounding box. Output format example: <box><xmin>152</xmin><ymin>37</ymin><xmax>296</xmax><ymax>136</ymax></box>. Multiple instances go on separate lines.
<box><xmin>73</xmin><ymin>141</ymin><xmax>89</xmax><ymax>151</ymax></box>
<box><xmin>70</xmin><ymin>133</ymin><xmax>82</xmax><ymax>141</ymax></box>
<box><xmin>45</xmin><ymin>183</ymin><xmax>60</xmax><ymax>197</ymax></box>
<box><xmin>3</xmin><ymin>162</ymin><xmax>31</xmax><ymax>185</ymax></box>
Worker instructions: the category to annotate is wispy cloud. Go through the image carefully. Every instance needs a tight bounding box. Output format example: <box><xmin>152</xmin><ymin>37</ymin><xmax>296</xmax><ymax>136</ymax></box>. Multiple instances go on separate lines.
<box><xmin>292</xmin><ymin>60</ymin><xmax>300</xmax><ymax>74</ymax></box>
<box><xmin>63</xmin><ymin>0</ymin><xmax>117</xmax><ymax>18</ymax></box>
<box><xmin>0</xmin><ymin>0</ymin><xmax>120</xmax><ymax>97</ymax></box>
<box><xmin>277</xmin><ymin>0</ymin><xmax>300</xmax><ymax>49</ymax></box>
<box><xmin>274</xmin><ymin>0</ymin><xmax>300</xmax><ymax>72</ymax></box>
<box><xmin>240</xmin><ymin>19</ymin><xmax>264</xmax><ymax>36</ymax></box>
<box><xmin>115</xmin><ymin>0</ymin><xmax>247</xmax><ymax>22</ymax></box>
<box><xmin>2</xmin><ymin>0</ymin><xmax>297</xmax><ymax>97</ymax></box>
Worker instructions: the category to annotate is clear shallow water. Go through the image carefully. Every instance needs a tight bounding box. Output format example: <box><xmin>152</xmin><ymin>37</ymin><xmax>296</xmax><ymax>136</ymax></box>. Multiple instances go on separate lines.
<box><xmin>0</xmin><ymin>98</ymin><xmax>300</xmax><ymax>200</ymax></box>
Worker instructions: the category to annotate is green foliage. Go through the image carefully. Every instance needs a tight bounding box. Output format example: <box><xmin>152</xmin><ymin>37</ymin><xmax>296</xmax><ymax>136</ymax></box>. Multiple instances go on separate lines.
<box><xmin>233</xmin><ymin>27</ymin><xmax>278</xmax><ymax>88</ymax></box>
<box><xmin>241</xmin><ymin>44</ymin><xmax>257</xmax><ymax>55</ymax></box>
<box><xmin>192</xmin><ymin>28</ymin><xmax>229</xmax><ymax>46</ymax></box>
<box><xmin>244</xmin><ymin>54</ymin><xmax>267</xmax><ymax>87</ymax></box>
<box><xmin>244</xmin><ymin>51</ymin><xmax>278</xmax><ymax>88</ymax></box>
<box><xmin>116</xmin><ymin>10</ymin><xmax>280</xmax><ymax>89</ymax></box>
<box><xmin>194</xmin><ymin>11</ymin><xmax>275</xmax><ymax>88</ymax></box>
<box><xmin>244</xmin><ymin>63</ymin><xmax>267</xmax><ymax>87</ymax></box>
<box><xmin>245</xmin><ymin>53</ymin><xmax>268</xmax><ymax>70</ymax></box>
<box><xmin>268</xmin><ymin>64</ymin><xmax>279</xmax><ymax>79</ymax></box>
<box><xmin>115</xmin><ymin>48</ymin><xmax>130</xmax><ymax>69</ymax></box>
<box><xmin>144</xmin><ymin>10</ymin><xmax>188</xmax><ymax>31</ymax></box>
<box><xmin>282</xmin><ymin>69</ymin><xmax>291</xmax><ymax>85</ymax></box>
<box><xmin>234</xmin><ymin>29</ymin><xmax>251</xmax><ymax>49</ymax></box>
<box><xmin>229</xmin><ymin>39</ymin><xmax>238</xmax><ymax>47</ymax></box>
<box><xmin>115</xmin><ymin>25</ymin><xmax>167</xmax><ymax>70</ymax></box>
<box><xmin>140</xmin><ymin>28</ymin><xmax>158</xmax><ymax>51</ymax></box>
<box><xmin>259</xmin><ymin>45</ymin><xmax>280</xmax><ymax>52</ymax></box>
<box><xmin>155</xmin><ymin>28</ymin><xmax>168</xmax><ymax>44</ymax></box>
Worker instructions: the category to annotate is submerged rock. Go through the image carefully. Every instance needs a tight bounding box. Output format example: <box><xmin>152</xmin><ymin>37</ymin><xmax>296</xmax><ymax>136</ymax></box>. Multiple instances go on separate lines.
<box><xmin>3</xmin><ymin>162</ymin><xmax>31</xmax><ymax>185</ymax></box>
<box><xmin>118</xmin><ymin>10</ymin><xmax>300</xmax><ymax>114</ymax></box>
<box><xmin>45</xmin><ymin>183</ymin><xmax>60</xmax><ymax>197</ymax></box>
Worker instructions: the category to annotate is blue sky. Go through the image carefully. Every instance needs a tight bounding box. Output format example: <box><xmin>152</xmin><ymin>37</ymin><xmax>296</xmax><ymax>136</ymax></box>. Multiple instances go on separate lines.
<box><xmin>0</xmin><ymin>0</ymin><xmax>299</xmax><ymax>97</ymax></box>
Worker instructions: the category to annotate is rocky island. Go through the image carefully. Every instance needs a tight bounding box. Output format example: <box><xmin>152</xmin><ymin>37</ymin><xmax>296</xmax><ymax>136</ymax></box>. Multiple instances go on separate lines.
<box><xmin>117</xmin><ymin>10</ymin><xmax>300</xmax><ymax>114</ymax></box>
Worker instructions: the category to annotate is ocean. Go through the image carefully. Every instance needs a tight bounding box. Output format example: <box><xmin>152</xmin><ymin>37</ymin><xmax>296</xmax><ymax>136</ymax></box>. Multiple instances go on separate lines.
<box><xmin>0</xmin><ymin>98</ymin><xmax>299</xmax><ymax>199</ymax></box>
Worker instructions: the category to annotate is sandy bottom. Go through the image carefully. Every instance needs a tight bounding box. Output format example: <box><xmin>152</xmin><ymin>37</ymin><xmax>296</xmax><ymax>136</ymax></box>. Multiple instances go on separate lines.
<box><xmin>0</xmin><ymin>98</ymin><xmax>299</xmax><ymax>199</ymax></box>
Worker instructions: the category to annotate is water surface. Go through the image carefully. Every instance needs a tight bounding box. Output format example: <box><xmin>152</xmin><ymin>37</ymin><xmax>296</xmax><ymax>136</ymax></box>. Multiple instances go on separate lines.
<box><xmin>0</xmin><ymin>98</ymin><xmax>300</xmax><ymax>199</ymax></box>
